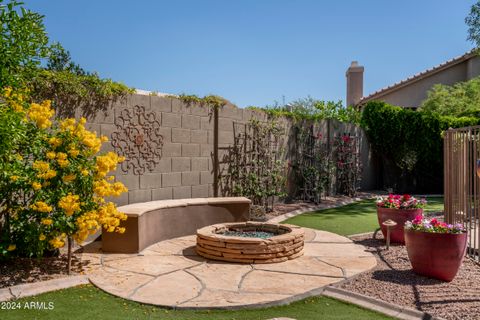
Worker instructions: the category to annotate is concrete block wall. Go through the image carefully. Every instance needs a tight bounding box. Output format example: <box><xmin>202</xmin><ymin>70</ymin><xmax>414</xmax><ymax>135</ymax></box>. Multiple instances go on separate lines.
<box><xmin>84</xmin><ymin>93</ymin><xmax>375</xmax><ymax>206</ymax></box>
<box><xmin>87</xmin><ymin>94</ymin><xmax>214</xmax><ymax>206</ymax></box>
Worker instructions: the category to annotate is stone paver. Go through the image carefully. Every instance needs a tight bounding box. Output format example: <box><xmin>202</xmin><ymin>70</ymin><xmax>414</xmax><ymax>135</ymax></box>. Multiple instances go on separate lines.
<box><xmin>130</xmin><ymin>270</ymin><xmax>202</xmax><ymax>305</ymax></box>
<box><xmin>83</xmin><ymin>227</ymin><xmax>376</xmax><ymax>309</ymax></box>
<box><xmin>240</xmin><ymin>270</ymin><xmax>334</xmax><ymax>295</ymax></box>
<box><xmin>253</xmin><ymin>256</ymin><xmax>343</xmax><ymax>278</ymax></box>
<box><xmin>103</xmin><ymin>255</ymin><xmax>201</xmax><ymax>276</ymax></box>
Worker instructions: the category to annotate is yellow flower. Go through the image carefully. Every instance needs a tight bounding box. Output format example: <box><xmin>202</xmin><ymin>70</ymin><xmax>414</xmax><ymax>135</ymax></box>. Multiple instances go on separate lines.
<box><xmin>62</xmin><ymin>174</ymin><xmax>76</xmax><ymax>183</ymax></box>
<box><xmin>12</xmin><ymin>102</ymin><xmax>23</xmax><ymax>112</ymax></box>
<box><xmin>27</xmin><ymin>100</ymin><xmax>54</xmax><ymax>129</ymax></box>
<box><xmin>33</xmin><ymin>160</ymin><xmax>50</xmax><ymax>172</ymax></box>
<box><xmin>42</xmin><ymin>181</ymin><xmax>51</xmax><ymax>187</ymax></box>
<box><xmin>33</xmin><ymin>160</ymin><xmax>58</xmax><ymax>179</ymax></box>
<box><xmin>81</xmin><ymin>169</ymin><xmax>89</xmax><ymax>176</ymax></box>
<box><xmin>7</xmin><ymin>244</ymin><xmax>16</xmax><ymax>251</ymax></box>
<box><xmin>41</xmin><ymin>218</ymin><xmax>53</xmax><ymax>226</ymax></box>
<box><xmin>56</xmin><ymin>152</ymin><xmax>67</xmax><ymax>160</ymax></box>
<box><xmin>56</xmin><ymin>152</ymin><xmax>69</xmax><ymax>168</ymax></box>
<box><xmin>49</xmin><ymin>238</ymin><xmax>64</xmax><ymax>249</ymax></box>
<box><xmin>94</xmin><ymin>179</ymin><xmax>127</xmax><ymax>197</ymax></box>
<box><xmin>68</xmin><ymin>148</ymin><xmax>79</xmax><ymax>158</ymax></box>
<box><xmin>31</xmin><ymin>202</ymin><xmax>53</xmax><ymax>213</ymax></box>
<box><xmin>60</xmin><ymin>118</ymin><xmax>76</xmax><ymax>132</ymax></box>
<box><xmin>46</xmin><ymin>151</ymin><xmax>56</xmax><ymax>160</ymax></box>
<box><xmin>3</xmin><ymin>87</ymin><xmax>12</xmax><ymax>98</ymax></box>
<box><xmin>48</xmin><ymin>137</ymin><xmax>62</xmax><ymax>149</ymax></box>
<box><xmin>9</xmin><ymin>175</ymin><xmax>19</xmax><ymax>182</ymax></box>
<box><xmin>57</xmin><ymin>159</ymin><xmax>69</xmax><ymax>168</ymax></box>
<box><xmin>32</xmin><ymin>182</ymin><xmax>42</xmax><ymax>190</ymax></box>
<box><xmin>44</xmin><ymin>170</ymin><xmax>57</xmax><ymax>179</ymax></box>
<box><xmin>95</xmin><ymin>152</ymin><xmax>124</xmax><ymax>178</ymax></box>
<box><xmin>58</xmin><ymin>194</ymin><xmax>81</xmax><ymax>216</ymax></box>
<box><xmin>39</xmin><ymin>234</ymin><xmax>46</xmax><ymax>241</ymax></box>
<box><xmin>81</xmin><ymin>131</ymin><xmax>103</xmax><ymax>154</ymax></box>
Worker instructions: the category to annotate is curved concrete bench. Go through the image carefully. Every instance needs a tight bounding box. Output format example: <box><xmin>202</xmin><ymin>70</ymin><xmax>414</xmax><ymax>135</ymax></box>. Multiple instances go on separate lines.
<box><xmin>102</xmin><ymin>197</ymin><xmax>251</xmax><ymax>253</ymax></box>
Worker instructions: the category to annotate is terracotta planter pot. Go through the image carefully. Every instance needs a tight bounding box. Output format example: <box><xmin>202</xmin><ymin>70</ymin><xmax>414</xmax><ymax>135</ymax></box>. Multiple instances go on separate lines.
<box><xmin>376</xmin><ymin>207</ymin><xmax>423</xmax><ymax>244</ymax></box>
<box><xmin>405</xmin><ymin>229</ymin><xmax>467</xmax><ymax>281</ymax></box>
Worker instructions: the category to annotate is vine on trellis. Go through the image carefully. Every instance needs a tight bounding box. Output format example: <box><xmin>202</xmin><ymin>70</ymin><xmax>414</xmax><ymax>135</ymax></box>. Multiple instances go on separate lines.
<box><xmin>219</xmin><ymin>119</ymin><xmax>287</xmax><ymax>212</ymax></box>
<box><xmin>334</xmin><ymin>134</ymin><xmax>362</xmax><ymax>196</ymax></box>
<box><xmin>293</xmin><ymin>124</ymin><xmax>333</xmax><ymax>203</ymax></box>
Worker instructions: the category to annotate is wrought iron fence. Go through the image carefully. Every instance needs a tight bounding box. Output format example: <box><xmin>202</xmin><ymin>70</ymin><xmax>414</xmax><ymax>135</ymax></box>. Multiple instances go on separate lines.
<box><xmin>444</xmin><ymin>126</ymin><xmax>480</xmax><ymax>261</ymax></box>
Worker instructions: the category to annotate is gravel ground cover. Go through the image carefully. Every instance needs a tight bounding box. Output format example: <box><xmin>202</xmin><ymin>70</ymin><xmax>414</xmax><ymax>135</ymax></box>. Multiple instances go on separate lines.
<box><xmin>339</xmin><ymin>232</ymin><xmax>480</xmax><ymax>320</ymax></box>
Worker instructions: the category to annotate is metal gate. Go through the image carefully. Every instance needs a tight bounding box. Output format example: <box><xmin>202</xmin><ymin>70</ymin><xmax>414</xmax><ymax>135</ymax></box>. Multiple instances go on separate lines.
<box><xmin>444</xmin><ymin>126</ymin><xmax>480</xmax><ymax>261</ymax></box>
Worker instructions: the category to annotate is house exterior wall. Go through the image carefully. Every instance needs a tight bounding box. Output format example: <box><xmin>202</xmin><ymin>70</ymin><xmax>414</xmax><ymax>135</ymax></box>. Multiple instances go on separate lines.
<box><xmin>363</xmin><ymin>55</ymin><xmax>480</xmax><ymax>109</ymax></box>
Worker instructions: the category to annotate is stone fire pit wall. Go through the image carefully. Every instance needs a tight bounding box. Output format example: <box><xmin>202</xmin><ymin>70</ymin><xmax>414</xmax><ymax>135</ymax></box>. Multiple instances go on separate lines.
<box><xmin>196</xmin><ymin>222</ymin><xmax>304</xmax><ymax>263</ymax></box>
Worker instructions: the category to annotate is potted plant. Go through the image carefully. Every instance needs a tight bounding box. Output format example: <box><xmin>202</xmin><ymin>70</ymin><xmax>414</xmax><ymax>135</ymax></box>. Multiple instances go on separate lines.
<box><xmin>404</xmin><ymin>216</ymin><xmax>467</xmax><ymax>281</ymax></box>
<box><xmin>376</xmin><ymin>194</ymin><xmax>426</xmax><ymax>244</ymax></box>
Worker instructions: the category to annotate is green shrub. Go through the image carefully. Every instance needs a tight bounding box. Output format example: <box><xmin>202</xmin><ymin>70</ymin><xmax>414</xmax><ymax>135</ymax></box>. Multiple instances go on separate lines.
<box><xmin>247</xmin><ymin>97</ymin><xmax>361</xmax><ymax>123</ymax></box>
<box><xmin>419</xmin><ymin>76</ymin><xmax>480</xmax><ymax>117</ymax></box>
<box><xmin>361</xmin><ymin>101</ymin><xmax>479</xmax><ymax>191</ymax></box>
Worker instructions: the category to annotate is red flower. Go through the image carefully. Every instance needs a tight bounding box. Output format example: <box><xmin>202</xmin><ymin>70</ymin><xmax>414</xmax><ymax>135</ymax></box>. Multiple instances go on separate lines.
<box><xmin>403</xmin><ymin>194</ymin><xmax>411</xmax><ymax>201</ymax></box>
<box><xmin>431</xmin><ymin>218</ymin><xmax>439</xmax><ymax>226</ymax></box>
<box><xmin>412</xmin><ymin>215</ymin><xmax>423</xmax><ymax>224</ymax></box>
<box><xmin>342</xmin><ymin>135</ymin><xmax>350</xmax><ymax>143</ymax></box>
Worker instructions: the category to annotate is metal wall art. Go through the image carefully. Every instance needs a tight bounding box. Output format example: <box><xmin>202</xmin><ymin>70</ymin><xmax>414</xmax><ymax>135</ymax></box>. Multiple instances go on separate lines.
<box><xmin>111</xmin><ymin>105</ymin><xmax>164</xmax><ymax>175</ymax></box>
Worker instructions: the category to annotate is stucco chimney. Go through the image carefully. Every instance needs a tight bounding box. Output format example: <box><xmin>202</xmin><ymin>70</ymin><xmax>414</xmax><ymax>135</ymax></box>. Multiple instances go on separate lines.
<box><xmin>346</xmin><ymin>61</ymin><xmax>364</xmax><ymax>107</ymax></box>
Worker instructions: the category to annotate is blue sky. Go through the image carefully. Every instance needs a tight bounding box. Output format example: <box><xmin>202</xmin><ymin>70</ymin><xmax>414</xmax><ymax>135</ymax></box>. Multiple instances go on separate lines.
<box><xmin>26</xmin><ymin>0</ymin><xmax>474</xmax><ymax>107</ymax></box>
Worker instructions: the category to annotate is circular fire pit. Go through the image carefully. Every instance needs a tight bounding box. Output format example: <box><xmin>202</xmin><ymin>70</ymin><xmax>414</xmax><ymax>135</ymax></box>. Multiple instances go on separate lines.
<box><xmin>196</xmin><ymin>222</ymin><xmax>304</xmax><ymax>263</ymax></box>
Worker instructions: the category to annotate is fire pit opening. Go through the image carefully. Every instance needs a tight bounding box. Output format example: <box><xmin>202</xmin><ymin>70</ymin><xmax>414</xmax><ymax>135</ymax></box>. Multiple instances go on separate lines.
<box><xmin>196</xmin><ymin>222</ymin><xmax>304</xmax><ymax>264</ymax></box>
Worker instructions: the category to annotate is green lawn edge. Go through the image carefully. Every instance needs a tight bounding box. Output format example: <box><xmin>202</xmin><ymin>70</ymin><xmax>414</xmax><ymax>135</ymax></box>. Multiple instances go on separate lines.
<box><xmin>0</xmin><ymin>284</ymin><xmax>393</xmax><ymax>320</ymax></box>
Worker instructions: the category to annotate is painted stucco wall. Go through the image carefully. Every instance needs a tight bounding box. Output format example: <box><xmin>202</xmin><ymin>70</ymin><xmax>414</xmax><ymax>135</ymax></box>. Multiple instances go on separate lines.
<box><xmin>369</xmin><ymin>55</ymin><xmax>480</xmax><ymax>109</ymax></box>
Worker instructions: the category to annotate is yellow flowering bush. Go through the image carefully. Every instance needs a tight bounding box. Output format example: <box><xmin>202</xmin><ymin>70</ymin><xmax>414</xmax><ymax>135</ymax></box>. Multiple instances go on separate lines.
<box><xmin>0</xmin><ymin>87</ymin><xmax>127</xmax><ymax>258</ymax></box>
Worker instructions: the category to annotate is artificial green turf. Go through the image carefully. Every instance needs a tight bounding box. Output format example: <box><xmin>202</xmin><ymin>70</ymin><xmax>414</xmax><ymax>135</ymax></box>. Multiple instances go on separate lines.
<box><xmin>284</xmin><ymin>196</ymin><xmax>444</xmax><ymax>236</ymax></box>
<box><xmin>0</xmin><ymin>284</ymin><xmax>393</xmax><ymax>320</ymax></box>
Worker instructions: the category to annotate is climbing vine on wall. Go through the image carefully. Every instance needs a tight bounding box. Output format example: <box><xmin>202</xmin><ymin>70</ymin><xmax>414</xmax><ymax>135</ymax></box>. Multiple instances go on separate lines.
<box><xmin>293</xmin><ymin>124</ymin><xmax>333</xmax><ymax>203</ymax></box>
<box><xmin>219</xmin><ymin>119</ymin><xmax>287</xmax><ymax>211</ymax></box>
<box><xmin>175</xmin><ymin>94</ymin><xmax>228</xmax><ymax>117</ymax></box>
<box><xmin>334</xmin><ymin>134</ymin><xmax>362</xmax><ymax>197</ymax></box>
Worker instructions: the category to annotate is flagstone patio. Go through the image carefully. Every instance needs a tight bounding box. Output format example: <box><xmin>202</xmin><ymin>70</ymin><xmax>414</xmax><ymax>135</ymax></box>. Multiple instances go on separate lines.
<box><xmin>80</xmin><ymin>227</ymin><xmax>376</xmax><ymax>309</ymax></box>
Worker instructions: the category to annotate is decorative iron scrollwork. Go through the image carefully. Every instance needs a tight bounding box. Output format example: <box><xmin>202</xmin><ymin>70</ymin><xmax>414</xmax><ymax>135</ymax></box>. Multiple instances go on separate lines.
<box><xmin>111</xmin><ymin>105</ymin><xmax>164</xmax><ymax>175</ymax></box>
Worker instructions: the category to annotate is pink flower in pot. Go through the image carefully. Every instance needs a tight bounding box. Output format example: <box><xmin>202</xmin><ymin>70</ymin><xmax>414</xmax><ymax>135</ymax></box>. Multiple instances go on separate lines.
<box><xmin>376</xmin><ymin>194</ymin><xmax>426</xmax><ymax>244</ymax></box>
<box><xmin>404</xmin><ymin>217</ymin><xmax>467</xmax><ymax>281</ymax></box>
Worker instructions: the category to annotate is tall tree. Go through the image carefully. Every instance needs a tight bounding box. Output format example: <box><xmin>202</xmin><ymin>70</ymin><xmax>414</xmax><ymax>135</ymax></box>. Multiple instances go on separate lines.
<box><xmin>466</xmin><ymin>1</ymin><xmax>480</xmax><ymax>48</ymax></box>
<box><xmin>0</xmin><ymin>0</ymin><xmax>50</xmax><ymax>87</ymax></box>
